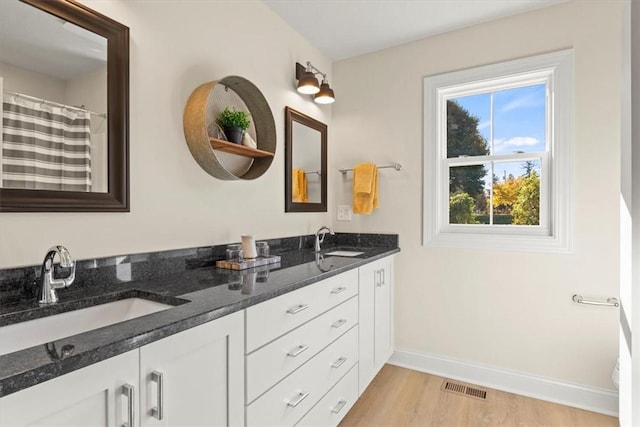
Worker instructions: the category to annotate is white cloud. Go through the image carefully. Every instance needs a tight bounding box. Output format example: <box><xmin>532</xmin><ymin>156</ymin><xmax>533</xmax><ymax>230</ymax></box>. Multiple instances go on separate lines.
<box><xmin>494</xmin><ymin>136</ymin><xmax>539</xmax><ymax>148</ymax></box>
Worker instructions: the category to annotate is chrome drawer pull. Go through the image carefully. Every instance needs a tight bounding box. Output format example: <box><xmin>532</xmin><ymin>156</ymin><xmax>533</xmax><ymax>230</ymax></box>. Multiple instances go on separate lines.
<box><xmin>331</xmin><ymin>356</ymin><xmax>347</xmax><ymax>368</ymax></box>
<box><xmin>331</xmin><ymin>286</ymin><xmax>347</xmax><ymax>294</ymax></box>
<box><xmin>287</xmin><ymin>344</ymin><xmax>310</xmax><ymax>357</ymax></box>
<box><xmin>331</xmin><ymin>318</ymin><xmax>347</xmax><ymax>328</ymax></box>
<box><xmin>287</xmin><ymin>304</ymin><xmax>310</xmax><ymax>314</ymax></box>
<box><xmin>331</xmin><ymin>400</ymin><xmax>347</xmax><ymax>414</ymax></box>
<box><xmin>151</xmin><ymin>370</ymin><xmax>164</xmax><ymax>420</ymax></box>
<box><xmin>121</xmin><ymin>384</ymin><xmax>135</xmax><ymax>427</ymax></box>
<box><xmin>287</xmin><ymin>391</ymin><xmax>310</xmax><ymax>407</ymax></box>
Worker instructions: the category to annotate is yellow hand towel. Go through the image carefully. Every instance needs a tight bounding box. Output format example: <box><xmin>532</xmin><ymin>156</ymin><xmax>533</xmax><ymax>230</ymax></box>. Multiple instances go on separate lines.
<box><xmin>292</xmin><ymin>168</ymin><xmax>308</xmax><ymax>203</ymax></box>
<box><xmin>353</xmin><ymin>163</ymin><xmax>379</xmax><ymax>214</ymax></box>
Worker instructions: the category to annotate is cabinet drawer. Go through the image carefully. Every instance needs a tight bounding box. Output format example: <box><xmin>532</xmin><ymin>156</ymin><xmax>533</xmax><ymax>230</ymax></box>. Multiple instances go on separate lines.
<box><xmin>246</xmin><ymin>269</ymin><xmax>358</xmax><ymax>352</ymax></box>
<box><xmin>246</xmin><ymin>326</ymin><xmax>358</xmax><ymax>427</ymax></box>
<box><xmin>247</xmin><ymin>296</ymin><xmax>358</xmax><ymax>403</ymax></box>
<box><xmin>297</xmin><ymin>364</ymin><xmax>358</xmax><ymax>427</ymax></box>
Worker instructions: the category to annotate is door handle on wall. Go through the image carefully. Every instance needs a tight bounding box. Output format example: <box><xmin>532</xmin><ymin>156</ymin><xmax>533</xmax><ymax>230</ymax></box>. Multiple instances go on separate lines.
<box><xmin>572</xmin><ymin>294</ymin><xmax>619</xmax><ymax>307</ymax></box>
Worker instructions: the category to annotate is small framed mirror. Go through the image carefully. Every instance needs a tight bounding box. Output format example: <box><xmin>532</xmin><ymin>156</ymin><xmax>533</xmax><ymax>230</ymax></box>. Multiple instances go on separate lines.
<box><xmin>285</xmin><ymin>107</ymin><xmax>327</xmax><ymax>212</ymax></box>
<box><xmin>0</xmin><ymin>0</ymin><xmax>129</xmax><ymax>212</ymax></box>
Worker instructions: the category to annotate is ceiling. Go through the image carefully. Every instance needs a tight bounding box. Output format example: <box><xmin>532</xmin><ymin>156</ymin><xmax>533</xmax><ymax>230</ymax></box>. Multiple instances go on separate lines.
<box><xmin>0</xmin><ymin>1</ymin><xmax>106</xmax><ymax>81</ymax></box>
<box><xmin>263</xmin><ymin>0</ymin><xmax>566</xmax><ymax>61</ymax></box>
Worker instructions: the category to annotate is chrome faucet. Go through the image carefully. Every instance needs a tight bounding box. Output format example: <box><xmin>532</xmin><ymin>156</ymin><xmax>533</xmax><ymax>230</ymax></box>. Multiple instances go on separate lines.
<box><xmin>39</xmin><ymin>245</ymin><xmax>76</xmax><ymax>305</ymax></box>
<box><xmin>314</xmin><ymin>226</ymin><xmax>335</xmax><ymax>252</ymax></box>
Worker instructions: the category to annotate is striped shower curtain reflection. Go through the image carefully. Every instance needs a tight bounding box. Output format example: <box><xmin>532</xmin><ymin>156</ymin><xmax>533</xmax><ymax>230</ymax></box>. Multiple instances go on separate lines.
<box><xmin>2</xmin><ymin>97</ymin><xmax>92</xmax><ymax>192</ymax></box>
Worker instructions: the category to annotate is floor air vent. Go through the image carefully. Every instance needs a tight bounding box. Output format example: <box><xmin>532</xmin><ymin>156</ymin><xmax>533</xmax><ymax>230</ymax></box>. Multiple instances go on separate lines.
<box><xmin>441</xmin><ymin>380</ymin><xmax>488</xmax><ymax>400</ymax></box>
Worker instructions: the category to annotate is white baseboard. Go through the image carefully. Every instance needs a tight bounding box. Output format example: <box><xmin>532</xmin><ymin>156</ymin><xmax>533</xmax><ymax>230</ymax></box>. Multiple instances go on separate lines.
<box><xmin>389</xmin><ymin>348</ymin><xmax>619</xmax><ymax>417</ymax></box>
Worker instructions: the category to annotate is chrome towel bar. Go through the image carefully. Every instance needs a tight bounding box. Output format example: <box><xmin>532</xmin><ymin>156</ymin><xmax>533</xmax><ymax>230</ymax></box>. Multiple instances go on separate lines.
<box><xmin>572</xmin><ymin>294</ymin><xmax>619</xmax><ymax>307</ymax></box>
<box><xmin>338</xmin><ymin>163</ymin><xmax>402</xmax><ymax>175</ymax></box>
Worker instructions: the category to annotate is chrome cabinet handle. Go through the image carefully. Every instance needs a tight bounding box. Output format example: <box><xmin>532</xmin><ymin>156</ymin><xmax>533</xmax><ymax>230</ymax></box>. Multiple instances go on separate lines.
<box><xmin>121</xmin><ymin>384</ymin><xmax>135</xmax><ymax>427</ymax></box>
<box><xmin>331</xmin><ymin>318</ymin><xmax>347</xmax><ymax>328</ymax></box>
<box><xmin>331</xmin><ymin>400</ymin><xmax>347</xmax><ymax>414</ymax></box>
<box><xmin>381</xmin><ymin>268</ymin><xmax>385</xmax><ymax>286</ymax></box>
<box><xmin>287</xmin><ymin>304</ymin><xmax>310</xmax><ymax>314</ymax></box>
<box><xmin>287</xmin><ymin>391</ymin><xmax>310</xmax><ymax>407</ymax></box>
<box><xmin>375</xmin><ymin>269</ymin><xmax>382</xmax><ymax>287</ymax></box>
<box><xmin>151</xmin><ymin>371</ymin><xmax>164</xmax><ymax>420</ymax></box>
<box><xmin>331</xmin><ymin>286</ymin><xmax>347</xmax><ymax>294</ymax></box>
<box><xmin>330</xmin><ymin>356</ymin><xmax>347</xmax><ymax>368</ymax></box>
<box><xmin>287</xmin><ymin>344</ymin><xmax>309</xmax><ymax>357</ymax></box>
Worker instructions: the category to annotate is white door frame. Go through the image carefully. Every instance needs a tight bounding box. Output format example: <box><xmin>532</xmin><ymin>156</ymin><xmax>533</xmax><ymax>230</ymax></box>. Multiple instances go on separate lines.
<box><xmin>619</xmin><ymin>1</ymin><xmax>640</xmax><ymax>425</ymax></box>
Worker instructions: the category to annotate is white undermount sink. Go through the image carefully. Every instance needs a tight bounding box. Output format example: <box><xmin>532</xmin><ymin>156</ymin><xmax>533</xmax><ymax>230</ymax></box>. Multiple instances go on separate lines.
<box><xmin>0</xmin><ymin>298</ymin><xmax>172</xmax><ymax>356</ymax></box>
<box><xmin>324</xmin><ymin>250</ymin><xmax>365</xmax><ymax>257</ymax></box>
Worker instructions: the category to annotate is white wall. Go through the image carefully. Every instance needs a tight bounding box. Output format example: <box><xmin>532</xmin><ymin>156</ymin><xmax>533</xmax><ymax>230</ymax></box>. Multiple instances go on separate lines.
<box><xmin>65</xmin><ymin>65</ymin><xmax>107</xmax><ymax>134</ymax></box>
<box><xmin>332</xmin><ymin>1</ymin><xmax>621</xmax><ymax>392</ymax></box>
<box><xmin>65</xmin><ymin>65</ymin><xmax>108</xmax><ymax>192</ymax></box>
<box><xmin>0</xmin><ymin>0</ymin><xmax>333</xmax><ymax>268</ymax></box>
<box><xmin>0</xmin><ymin>61</ymin><xmax>65</xmax><ymax>103</ymax></box>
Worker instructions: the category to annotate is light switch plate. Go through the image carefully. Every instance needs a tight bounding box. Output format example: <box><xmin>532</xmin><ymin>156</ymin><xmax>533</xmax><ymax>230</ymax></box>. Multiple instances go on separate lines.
<box><xmin>337</xmin><ymin>205</ymin><xmax>352</xmax><ymax>221</ymax></box>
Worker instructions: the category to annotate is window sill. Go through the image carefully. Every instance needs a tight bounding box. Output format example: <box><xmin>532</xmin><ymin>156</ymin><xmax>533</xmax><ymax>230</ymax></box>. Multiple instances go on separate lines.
<box><xmin>424</xmin><ymin>230</ymin><xmax>572</xmax><ymax>254</ymax></box>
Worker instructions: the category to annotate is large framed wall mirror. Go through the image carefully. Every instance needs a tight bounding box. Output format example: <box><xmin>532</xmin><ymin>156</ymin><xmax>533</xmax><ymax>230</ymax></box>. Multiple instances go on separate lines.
<box><xmin>285</xmin><ymin>107</ymin><xmax>327</xmax><ymax>212</ymax></box>
<box><xmin>0</xmin><ymin>0</ymin><xmax>129</xmax><ymax>212</ymax></box>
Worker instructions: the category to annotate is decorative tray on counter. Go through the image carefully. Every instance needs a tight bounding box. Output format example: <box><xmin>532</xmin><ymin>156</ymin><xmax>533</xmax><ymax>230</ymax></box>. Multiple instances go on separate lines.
<box><xmin>216</xmin><ymin>255</ymin><xmax>281</xmax><ymax>270</ymax></box>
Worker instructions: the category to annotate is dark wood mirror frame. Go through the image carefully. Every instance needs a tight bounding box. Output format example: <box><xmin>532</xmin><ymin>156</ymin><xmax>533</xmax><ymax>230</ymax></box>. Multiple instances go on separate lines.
<box><xmin>0</xmin><ymin>0</ymin><xmax>129</xmax><ymax>212</ymax></box>
<box><xmin>284</xmin><ymin>107</ymin><xmax>327</xmax><ymax>213</ymax></box>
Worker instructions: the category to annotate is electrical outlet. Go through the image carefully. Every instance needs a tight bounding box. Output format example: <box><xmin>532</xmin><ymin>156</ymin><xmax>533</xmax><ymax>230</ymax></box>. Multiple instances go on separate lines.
<box><xmin>337</xmin><ymin>205</ymin><xmax>352</xmax><ymax>221</ymax></box>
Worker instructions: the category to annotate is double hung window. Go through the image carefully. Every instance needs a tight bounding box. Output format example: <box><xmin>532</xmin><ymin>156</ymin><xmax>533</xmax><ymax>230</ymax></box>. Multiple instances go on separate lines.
<box><xmin>423</xmin><ymin>50</ymin><xmax>573</xmax><ymax>252</ymax></box>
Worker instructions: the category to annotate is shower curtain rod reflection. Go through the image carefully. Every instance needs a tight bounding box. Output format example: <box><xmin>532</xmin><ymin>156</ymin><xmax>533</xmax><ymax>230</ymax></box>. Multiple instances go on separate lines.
<box><xmin>4</xmin><ymin>90</ymin><xmax>107</xmax><ymax>119</ymax></box>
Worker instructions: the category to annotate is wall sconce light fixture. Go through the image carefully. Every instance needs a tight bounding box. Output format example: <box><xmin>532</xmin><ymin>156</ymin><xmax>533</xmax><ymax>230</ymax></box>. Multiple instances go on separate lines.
<box><xmin>295</xmin><ymin>62</ymin><xmax>335</xmax><ymax>104</ymax></box>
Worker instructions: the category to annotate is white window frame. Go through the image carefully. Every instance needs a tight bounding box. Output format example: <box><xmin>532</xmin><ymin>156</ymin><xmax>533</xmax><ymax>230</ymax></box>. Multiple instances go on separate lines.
<box><xmin>423</xmin><ymin>50</ymin><xmax>574</xmax><ymax>253</ymax></box>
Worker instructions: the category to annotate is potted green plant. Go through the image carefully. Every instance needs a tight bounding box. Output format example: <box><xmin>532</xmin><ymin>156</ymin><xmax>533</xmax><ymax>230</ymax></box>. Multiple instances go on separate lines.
<box><xmin>216</xmin><ymin>107</ymin><xmax>251</xmax><ymax>144</ymax></box>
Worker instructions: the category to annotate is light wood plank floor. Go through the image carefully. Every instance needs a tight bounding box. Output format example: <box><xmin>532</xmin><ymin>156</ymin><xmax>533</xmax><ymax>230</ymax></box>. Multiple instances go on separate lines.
<box><xmin>339</xmin><ymin>365</ymin><xmax>618</xmax><ymax>427</ymax></box>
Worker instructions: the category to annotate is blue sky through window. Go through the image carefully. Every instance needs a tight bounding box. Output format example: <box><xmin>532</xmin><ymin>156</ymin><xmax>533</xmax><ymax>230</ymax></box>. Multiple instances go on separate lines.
<box><xmin>453</xmin><ymin>83</ymin><xmax>546</xmax><ymax>180</ymax></box>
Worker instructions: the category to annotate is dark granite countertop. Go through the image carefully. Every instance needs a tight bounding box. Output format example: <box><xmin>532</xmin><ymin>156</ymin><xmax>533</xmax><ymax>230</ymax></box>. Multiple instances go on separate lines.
<box><xmin>0</xmin><ymin>234</ymin><xmax>399</xmax><ymax>397</ymax></box>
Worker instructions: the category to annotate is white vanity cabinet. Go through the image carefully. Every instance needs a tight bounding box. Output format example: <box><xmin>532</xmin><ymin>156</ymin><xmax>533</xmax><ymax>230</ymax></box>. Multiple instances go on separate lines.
<box><xmin>358</xmin><ymin>255</ymin><xmax>394</xmax><ymax>395</ymax></box>
<box><xmin>139</xmin><ymin>310</ymin><xmax>244</xmax><ymax>427</ymax></box>
<box><xmin>245</xmin><ymin>269</ymin><xmax>360</xmax><ymax>427</ymax></box>
<box><xmin>0</xmin><ymin>310</ymin><xmax>244</xmax><ymax>427</ymax></box>
<box><xmin>0</xmin><ymin>253</ymin><xmax>397</xmax><ymax>427</ymax></box>
<box><xmin>0</xmin><ymin>350</ymin><xmax>139</xmax><ymax>427</ymax></box>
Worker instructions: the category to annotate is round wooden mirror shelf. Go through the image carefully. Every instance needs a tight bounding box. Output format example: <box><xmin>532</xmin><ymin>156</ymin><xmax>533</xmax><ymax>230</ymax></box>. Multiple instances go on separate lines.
<box><xmin>183</xmin><ymin>76</ymin><xmax>276</xmax><ymax>180</ymax></box>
